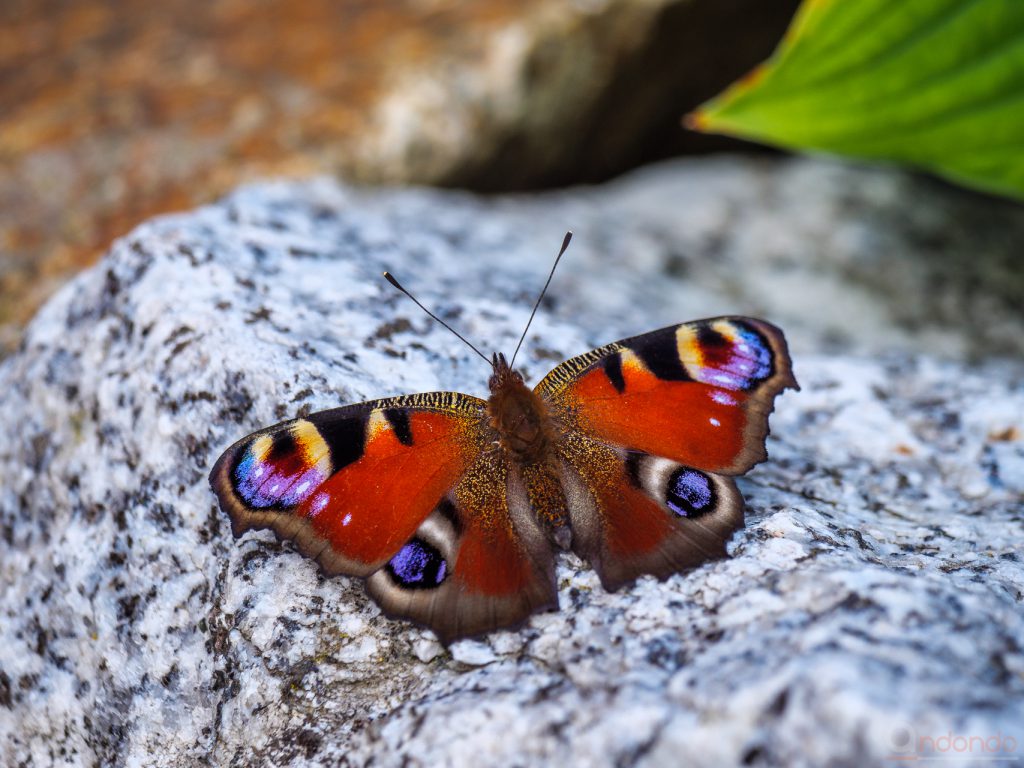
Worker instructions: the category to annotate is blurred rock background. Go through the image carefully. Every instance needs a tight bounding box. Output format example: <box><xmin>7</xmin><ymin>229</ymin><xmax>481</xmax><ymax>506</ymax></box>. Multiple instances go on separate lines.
<box><xmin>0</xmin><ymin>0</ymin><xmax>799</xmax><ymax>354</ymax></box>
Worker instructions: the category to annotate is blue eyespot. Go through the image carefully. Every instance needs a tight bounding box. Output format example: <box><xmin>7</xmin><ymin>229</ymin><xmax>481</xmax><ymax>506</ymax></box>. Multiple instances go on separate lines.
<box><xmin>666</xmin><ymin>468</ymin><xmax>714</xmax><ymax>518</ymax></box>
<box><xmin>387</xmin><ymin>538</ymin><xmax>447</xmax><ymax>589</ymax></box>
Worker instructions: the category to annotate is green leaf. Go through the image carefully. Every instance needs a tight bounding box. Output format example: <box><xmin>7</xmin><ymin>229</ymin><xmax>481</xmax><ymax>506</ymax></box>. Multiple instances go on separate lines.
<box><xmin>690</xmin><ymin>0</ymin><xmax>1024</xmax><ymax>200</ymax></box>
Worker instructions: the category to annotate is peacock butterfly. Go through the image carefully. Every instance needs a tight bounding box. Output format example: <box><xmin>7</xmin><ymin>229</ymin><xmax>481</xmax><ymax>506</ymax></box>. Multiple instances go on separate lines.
<box><xmin>209</xmin><ymin>233</ymin><xmax>797</xmax><ymax>644</ymax></box>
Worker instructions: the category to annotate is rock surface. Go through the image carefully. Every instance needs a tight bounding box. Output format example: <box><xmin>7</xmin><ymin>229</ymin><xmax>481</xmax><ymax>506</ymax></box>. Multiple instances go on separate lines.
<box><xmin>1</xmin><ymin>157</ymin><xmax>1022</xmax><ymax>767</ymax></box>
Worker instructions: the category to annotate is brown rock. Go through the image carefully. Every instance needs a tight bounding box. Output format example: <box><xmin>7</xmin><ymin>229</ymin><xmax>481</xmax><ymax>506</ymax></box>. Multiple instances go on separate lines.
<box><xmin>0</xmin><ymin>0</ymin><xmax>796</xmax><ymax>354</ymax></box>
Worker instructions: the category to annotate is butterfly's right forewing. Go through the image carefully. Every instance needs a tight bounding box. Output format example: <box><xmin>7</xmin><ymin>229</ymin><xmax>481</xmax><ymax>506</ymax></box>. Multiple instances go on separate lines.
<box><xmin>537</xmin><ymin>316</ymin><xmax>797</xmax><ymax>474</ymax></box>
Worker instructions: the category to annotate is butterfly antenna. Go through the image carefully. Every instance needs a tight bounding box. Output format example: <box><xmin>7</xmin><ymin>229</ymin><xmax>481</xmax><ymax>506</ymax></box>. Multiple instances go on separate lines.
<box><xmin>383</xmin><ymin>271</ymin><xmax>491</xmax><ymax>365</ymax></box>
<box><xmin>510</xmin><ymin>231</ymin><xmax>573</xmax><ymax>368</ymax></box>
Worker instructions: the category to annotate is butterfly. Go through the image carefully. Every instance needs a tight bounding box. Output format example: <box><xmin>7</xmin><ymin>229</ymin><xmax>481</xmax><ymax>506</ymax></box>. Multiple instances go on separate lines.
<box><xmin>209</xmin><ymin>234</ymin><xmax>797</xmax><ymax>644</ymax></box>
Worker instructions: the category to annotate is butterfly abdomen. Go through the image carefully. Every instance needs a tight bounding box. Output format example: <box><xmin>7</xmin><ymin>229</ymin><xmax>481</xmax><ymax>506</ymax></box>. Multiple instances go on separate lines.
<box><xmin>485</xmin><ymin>355</ymin><xmax>574</xmax><ymax>547</ymax></box>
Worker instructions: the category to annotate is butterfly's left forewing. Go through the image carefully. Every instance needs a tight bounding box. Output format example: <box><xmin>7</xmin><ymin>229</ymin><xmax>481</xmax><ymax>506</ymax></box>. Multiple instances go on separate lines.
<box><xmin>210</xmin><ymin>392</ymin><xmax>557</xmax><ymax>643</ymax></box>
<box><xmin>538</xmin><ymin>316</ymin><xmax>796</xmax><ymax>590</ymax></box>
<box><xmin>210</xmin><ymin>393</ymin><xmax>485</xmax><ymax>576</ymax></box>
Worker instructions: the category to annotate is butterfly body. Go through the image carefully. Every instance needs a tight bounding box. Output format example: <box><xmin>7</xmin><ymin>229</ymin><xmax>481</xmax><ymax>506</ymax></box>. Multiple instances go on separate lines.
<box><xmin>487</xmin><ymin>353</ymin><xmax>555</xmax><ymax>463</ymax></box>
<box><xmin>211</xmin><ymin>316</ymin><xmax>796</xmax><ymax>644</ymax></box>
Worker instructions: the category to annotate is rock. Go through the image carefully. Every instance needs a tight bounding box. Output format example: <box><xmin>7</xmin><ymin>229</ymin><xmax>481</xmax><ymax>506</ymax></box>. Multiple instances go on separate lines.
<box><xmin>1</xmin><ymin>157</ymin><xmax>1022</xmax><ymax>766</ymax></box>
<box><xmin>0</xmin><ymin>0</ymin><xmax>799</xmax><ymax>356</ymax></box>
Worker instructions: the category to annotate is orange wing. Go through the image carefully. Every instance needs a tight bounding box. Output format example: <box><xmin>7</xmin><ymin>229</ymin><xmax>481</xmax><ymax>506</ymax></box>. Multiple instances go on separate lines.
<box><xmin>367</xmin><ymin>446</ymin><xmax>558</xmax><ymax>644</ymax></box>
<box><xmin>210</xmin><ymin>391</ymin><xmax>557</xmax><ymax>643</ymax></box>
<box><xmin>557</xmin><ymin>438</ymin><xmax>745</xmax><ymax>591</ymax></box>
<box><xmin>537</xmin><ymin>317</ymin><xmax>797</xmax><ymax>475</ymax></box>
<box><xmin>538</xmin><ymin>317</ymin><xmax>797</xmax><ymax>589</ymax></box>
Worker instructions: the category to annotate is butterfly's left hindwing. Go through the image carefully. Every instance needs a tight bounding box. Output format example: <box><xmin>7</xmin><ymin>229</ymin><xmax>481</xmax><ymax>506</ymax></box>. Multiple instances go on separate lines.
<box><xmin>367</xmin><ymin>446</ymin><xmax>558</xmax><ymax>645</ymax></box>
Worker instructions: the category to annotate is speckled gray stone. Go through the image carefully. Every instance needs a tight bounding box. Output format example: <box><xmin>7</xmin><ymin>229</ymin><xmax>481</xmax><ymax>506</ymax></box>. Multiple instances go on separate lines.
<box><xmin>1</xmin><ymin>157</ymin><xmax>1022</xmax><ymax>767</ymax></box>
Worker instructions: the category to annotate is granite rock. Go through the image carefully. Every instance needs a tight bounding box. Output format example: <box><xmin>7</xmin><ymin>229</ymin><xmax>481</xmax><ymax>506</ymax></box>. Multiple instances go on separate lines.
<box><xmin>1</xmin><ymin>157</ymin><xmax>1022</xmax><ymax>767</ymax></box>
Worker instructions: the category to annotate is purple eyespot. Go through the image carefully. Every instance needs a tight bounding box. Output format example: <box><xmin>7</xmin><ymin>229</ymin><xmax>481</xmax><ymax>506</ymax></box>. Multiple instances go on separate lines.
<box><xmin>697</xmin><ymin>324</ymin><xmax>773</xmax><ymax>390</ymax></box>
<box><xmin>233</xmin><ymin>447</ymin><xmax>324</xmax><ymax>509</ymax></box>
<box><xmin>387</xmin><ymin>538</ymin><xmax>447</xmax><ymax>589</ymax></box>
<box><xmin>666</xmin><ymin>469</ymin><xmax>714</xmax><ymax>518</ymax></box>
<box><xmin>734</xmin><ymin>326</ymin><xmax>772</xmax><ymax>380</ymax></box>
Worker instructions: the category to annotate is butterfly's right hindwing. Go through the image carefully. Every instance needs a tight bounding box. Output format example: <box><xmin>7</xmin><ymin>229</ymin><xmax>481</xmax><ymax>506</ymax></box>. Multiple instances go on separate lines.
<box><xmin>556</xmin><ymin>434</ymin><xmax>744</xmax><ymax>591</ymax></box>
